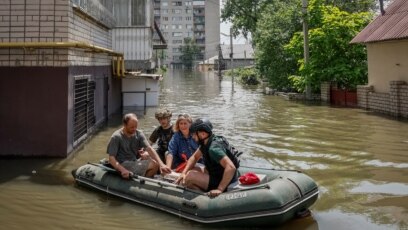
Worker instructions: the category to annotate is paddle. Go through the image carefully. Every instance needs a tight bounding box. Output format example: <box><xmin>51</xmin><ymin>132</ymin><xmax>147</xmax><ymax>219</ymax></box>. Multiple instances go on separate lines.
<box><xmin>88</xmin><ymin>162</ymin><xmax>206</xmax><ymax>196</ymax></box>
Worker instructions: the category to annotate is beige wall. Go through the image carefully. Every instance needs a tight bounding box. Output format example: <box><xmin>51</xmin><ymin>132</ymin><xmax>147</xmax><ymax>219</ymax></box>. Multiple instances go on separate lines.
<box><xmin>367</xmin><ymin>40</ymin><xmax>408</xmax><ymax>93</ymax></box>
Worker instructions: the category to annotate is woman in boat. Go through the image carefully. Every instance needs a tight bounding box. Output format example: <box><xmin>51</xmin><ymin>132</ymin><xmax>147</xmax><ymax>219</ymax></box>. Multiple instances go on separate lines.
<box><xmin>166</xmin><ymin>113</ymin><xmax>202</xmax><ymax>172</ymax></box>
<box><xmin>176</xmin><ymin>118</ymin><xmax>239</xmax><ymax>197</ymax></box>
<box><xmin>148</xmin><ymin>108</ymin><xmax>174</xmax><ymax>163</ymax></box>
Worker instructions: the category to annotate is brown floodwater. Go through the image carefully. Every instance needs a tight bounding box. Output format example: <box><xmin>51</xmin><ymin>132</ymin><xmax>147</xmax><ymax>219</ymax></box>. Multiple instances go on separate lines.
<box><xmin>0</xmin><ymin>70</ymin><xmax>407</xmax><ymax>230</ymax></box>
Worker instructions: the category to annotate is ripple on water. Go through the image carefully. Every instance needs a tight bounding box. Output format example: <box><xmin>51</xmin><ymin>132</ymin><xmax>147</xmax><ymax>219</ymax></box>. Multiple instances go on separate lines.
<box><xmin>365</xmin><ymin>160</ymin><xmax>408</xmax><ymax>169</ymax></box>
<box><xmin>314</xmin><ymin>209</ymin><xmax>402</xmax><ymax>230</ymax></box>
<box><xmin>350</xmin><ymin>181</ymin><xmax>408</xmax><ymax>196</ymax></box>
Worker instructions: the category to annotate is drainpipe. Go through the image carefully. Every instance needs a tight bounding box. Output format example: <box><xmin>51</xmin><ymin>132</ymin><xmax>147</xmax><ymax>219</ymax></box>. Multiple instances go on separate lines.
<box><xmin>379</xmin><ymin>0</ymin><xmax>385</xmax><ymax>15</ymax></box>
<box><xmin>0</xmin><ymin>42</ymin><xmax>125</xmax><ymax>77</ymax></box>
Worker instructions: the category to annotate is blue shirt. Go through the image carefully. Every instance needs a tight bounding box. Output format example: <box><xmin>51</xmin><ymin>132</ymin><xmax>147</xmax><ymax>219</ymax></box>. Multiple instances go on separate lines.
<box><xmin>167</xmin><ymin>132</ymin><xmax>200</xmax><ymax>168</ymax></box>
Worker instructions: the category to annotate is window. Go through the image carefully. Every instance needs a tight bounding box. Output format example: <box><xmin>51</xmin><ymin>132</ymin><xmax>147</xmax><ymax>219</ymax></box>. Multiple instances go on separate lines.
<box><xmin>193</xmin><ymin>1</ymin><xmax>204</xmax><ymax>6</ymax></box>
<box><xmin>172</xmin><ymin>9</ymin><xmax>182</xmax><ymax>14</ymax></box>
<box><xmin>194</xmin><ymin>9</ymin><xmax>203</xmax><ymax>14</ymax></box>
<box><xmin>172</xmin><ymin>32</ymin><xmax>183</xmax><ymax>37</ymax></box>
<box><xmin>172</xmin><ymin>24</ymin><xmax>182</xmax><ymax>29</ymax></box>
<box><xmin>172</xmin><ymin>40</ymin><xmax>182</xmax><ymax>44</ymax></box>
<box><xmin>73</xmin><ymin>76</ymin><xmax>95</xmax><ymax>144</ymax></box>
<box><xmin>113</xmin><ymin>0</ymin><xmax>147</xmax><ymax>26</ymax></box>
<box><xmin>172</xmin><ymin>16</ymin><xmax>183</xmax><ymax>21</ymax></box>
<box><xmin>185</xmin><ymin>1</ymin><xmax>192</xmax><ymax>6</ymax></box>
<box><xmin>162</xmin><ymin>1</ymin><xmax>168</xmax><ymax>6</ymax></box>
<box><xmin>186</xmin><ymin>24</ymin><xmax>192</xmax><ymax>30</ymax></box>
<box><xmin>162</xmin><ymin>16</ymin><xmax>169</xmax><ymax>21</ymax></box>
<box><xmin>185</xmin><ymin>16</ymin><xmax>192</xmax><ymax>21</ymax></box>
<box><xmin>131</xmin><ymin>0</ymin><xmax>146</xmax><ymax>25</ymax></box>
<box><xmin>195</xmin><ymin>25</ymin><xmax>204</xmax><ymax>31</ymax></box>
<box><xmin>185</xmin><ymin>9</ymin><xmax>192</xmax><ymax>14</ymax></box>
<box><xmin>162</xmin><ymin>9</ymin><xmax>169</xmax><ymax>14</ymax></box>
<box><xmin>172</xmin><ymin>1</ymin><xmax>182</xmax><ymax>6</ymax></box>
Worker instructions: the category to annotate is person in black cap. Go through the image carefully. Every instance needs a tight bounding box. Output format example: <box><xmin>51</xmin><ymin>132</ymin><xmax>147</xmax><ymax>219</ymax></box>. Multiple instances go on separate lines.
<box><xmin>175</xmin><ymin>118</ymin><xmax>239</xmax><ymax>197</ymax></box>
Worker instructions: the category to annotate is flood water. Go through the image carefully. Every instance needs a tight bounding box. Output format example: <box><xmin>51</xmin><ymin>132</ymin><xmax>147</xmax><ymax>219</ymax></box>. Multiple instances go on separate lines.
<box><xmin>1</xmin><ymin>70</ymin><xmax>407</xmax><ymax>230</ymax></box>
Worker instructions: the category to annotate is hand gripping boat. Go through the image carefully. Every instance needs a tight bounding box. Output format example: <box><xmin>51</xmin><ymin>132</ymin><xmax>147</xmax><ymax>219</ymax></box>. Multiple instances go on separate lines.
<box><xmin>72</xmin><ymin>163</ymin><xmax>319</xmax><ymax>227</ymax></box>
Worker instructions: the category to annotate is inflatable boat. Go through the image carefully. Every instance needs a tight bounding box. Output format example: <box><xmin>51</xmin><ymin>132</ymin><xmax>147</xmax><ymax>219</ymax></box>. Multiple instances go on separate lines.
<box><xmin>72</xmin><ymin>163</ymin><xmax>319</xmax><ymax>227</ymax></box>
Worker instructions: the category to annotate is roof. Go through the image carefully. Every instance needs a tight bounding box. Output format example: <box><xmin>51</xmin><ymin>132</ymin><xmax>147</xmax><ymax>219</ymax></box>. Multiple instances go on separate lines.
<box><xmin>351</xmin><ymin>0</ymin><xmax>408</xmax><ymax>44</ymax></box>
<box><xmin>221</xmin><ymin>44</ymin><xmax>254</xmax><ymax>59</ymax></box>
<box><xmin>124</xmin><ymin>72</ymin><xmax>163</xmax><ymax>80</ymax></box>
<box><xmin>198</xmin><ymin>56</ymin><xmax>218</xmax><ymax>65</ymax></box>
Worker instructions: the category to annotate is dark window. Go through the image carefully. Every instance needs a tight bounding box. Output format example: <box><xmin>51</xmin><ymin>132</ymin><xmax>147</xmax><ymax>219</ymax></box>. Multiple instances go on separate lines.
<box><xmin>74</xmin><ymin>77</ymin><xmax>95</xmax><ymax>144</ymax></box>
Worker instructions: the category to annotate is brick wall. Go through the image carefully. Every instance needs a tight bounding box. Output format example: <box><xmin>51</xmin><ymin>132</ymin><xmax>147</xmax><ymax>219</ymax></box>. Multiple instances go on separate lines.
<box><xmin>320</xmin><ymin>82</ymin><xmax>331</xmax><ymax>102</ymax></box>
<box><xmin>0</xmin><ymin>0</ymin><xmax>114</xmax><ymax>67</ymax></box>
<box><xmin>357</xmin><ymin>81</ymin><xmax>408</xmax><ymax>118</ymax></box>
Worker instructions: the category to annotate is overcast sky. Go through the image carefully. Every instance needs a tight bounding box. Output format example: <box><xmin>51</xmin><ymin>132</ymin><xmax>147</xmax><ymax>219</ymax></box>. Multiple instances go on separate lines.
<box><xmin>219</xmin><ymin>0</ymin><xmax>250</xmax><ymax>45</ymax></box>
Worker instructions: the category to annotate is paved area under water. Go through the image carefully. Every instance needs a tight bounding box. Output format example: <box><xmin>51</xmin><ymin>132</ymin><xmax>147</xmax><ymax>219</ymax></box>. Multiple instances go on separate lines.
<box><xmin>0</xmin><ymin>70</ymin><xmax>407</xmax><ymax>230</ymax></box>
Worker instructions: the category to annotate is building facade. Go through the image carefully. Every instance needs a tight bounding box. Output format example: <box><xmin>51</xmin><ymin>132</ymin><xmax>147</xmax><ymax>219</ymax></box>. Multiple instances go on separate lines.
<box><xmin>351</xmin><ymin>0</ymin><xmax>408</xmax><ymax>118</ymax></box>
<box><xmin>153</xmin><ymin>0</ymin><xmax>219</xmax><ymax>69</ymax></box>
<box><xmin>0</xmin><ymin>0</ymin><xmax>157</xmax><ymax>157</ymax></box>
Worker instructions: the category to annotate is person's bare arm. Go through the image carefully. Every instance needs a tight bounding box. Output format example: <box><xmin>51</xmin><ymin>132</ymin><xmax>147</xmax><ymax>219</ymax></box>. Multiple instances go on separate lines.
<box><xmin>108</xmin><ymin>155</ymin><xmax>131</xmax><ymax>179</ymax></box>
<box><xmin>175</xmin><ymin>149</ymin><xmax>202</xmax><ymax>185</ymax></box>
<box><xmin>207</xmin><ymin>156</ymin><xmax>236</xmax><ymax>197</ymax></box>
<box><xmin>146</xmin><ymin>145</ymin><xmax>172</xmax><ymax>174</ymax></box>
<box><xmin>166</xmin><ymin>153</ymin><xmax>173</xmax><ymax>169</ymax></box>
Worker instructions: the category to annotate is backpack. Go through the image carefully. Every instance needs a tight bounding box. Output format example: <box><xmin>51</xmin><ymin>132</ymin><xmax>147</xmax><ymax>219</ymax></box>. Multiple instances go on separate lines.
<box><xmin>218</xmin><ymin>136</ymin><xmax>242</xmax><ymax>168</ymax></box>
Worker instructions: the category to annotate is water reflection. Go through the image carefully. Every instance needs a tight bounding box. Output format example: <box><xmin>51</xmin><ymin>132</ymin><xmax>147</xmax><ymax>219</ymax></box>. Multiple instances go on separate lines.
<box><xmin>0</xmin><ymin>70</ymin><xmax>407</xmax><ymax>229</ymax></box>
<box><xmin>350</xmin><ymin>181</ymin><xmax>408</xmax><ymax>196</ymax></box>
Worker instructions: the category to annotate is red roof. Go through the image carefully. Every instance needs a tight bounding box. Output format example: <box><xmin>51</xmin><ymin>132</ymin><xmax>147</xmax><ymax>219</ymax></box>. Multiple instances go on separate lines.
<box><xmin>351</xmin><ymin>0</ymin><xmax>408</xmax><ymax>43</ymax></box>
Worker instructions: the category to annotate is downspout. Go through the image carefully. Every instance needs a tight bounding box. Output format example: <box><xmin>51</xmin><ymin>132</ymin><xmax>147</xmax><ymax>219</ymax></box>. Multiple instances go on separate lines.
<box><xmin>379</xmin><ymin>0</ymin><xmax>385</xmax><ymax>15</ymax></box>
<box><xmin>0</xmin><ymin>42</ymin><xmax>125</xmax><ymax>77</ymax></box>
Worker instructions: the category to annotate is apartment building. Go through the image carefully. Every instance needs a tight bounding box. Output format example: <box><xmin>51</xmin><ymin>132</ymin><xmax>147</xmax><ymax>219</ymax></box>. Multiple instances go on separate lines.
<box><xmin>153</xmin><ymin>0</ymin><xmax>220</xmax><ymax>69</ymax></box>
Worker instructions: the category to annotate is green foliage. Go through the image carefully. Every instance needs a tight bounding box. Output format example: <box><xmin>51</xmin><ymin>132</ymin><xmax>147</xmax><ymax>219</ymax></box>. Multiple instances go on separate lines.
<box><xmin>225</xmin><ymin>0</ymin><xmax>375</xmax><ymax>92</ymax></box>
<box><xmin>179</xmin><ymin>37</ymin><xmax>200</xmax><ymax>69</ymax></box>
<box><xmin>233</xmin><ymin>67</ymin><xmax>261</xmax><ymax>85</ymax></box>
<box><xmin>323</xmin><ymin>0</ymin><xmax>376</xmax><ymax>12</ymax></box>
<box><xmin>221</xmin><ymin>0</ymin><xmax>269</xmax><ymax>39</ymax></box>
<box><xmin>253</xmin><ymin>0</ymin><xmax>301</xmax><ymax>90</ymax></box>
<box><xmin>285</xmin><ymin>3</ymin><xmax>372</xmax><ymax>90</ymax></box>
<box><xmin>288</xmin><ymin>75</ymin><xmax>305</xmax><ymax>93</ymax></box>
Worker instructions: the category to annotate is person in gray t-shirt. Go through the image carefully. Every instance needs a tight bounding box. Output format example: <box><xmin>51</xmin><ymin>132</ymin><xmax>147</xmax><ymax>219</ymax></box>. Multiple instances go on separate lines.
<box><xmin>107</xmin><ymin>113</ymin><xmax>171</xmax><ymax>178</ymax></box>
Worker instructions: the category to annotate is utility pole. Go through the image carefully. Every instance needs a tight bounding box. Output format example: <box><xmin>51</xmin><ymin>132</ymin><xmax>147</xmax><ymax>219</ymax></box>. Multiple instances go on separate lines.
<box><xmin>218</xmin><ymin>44</ymin><xmax>222</xmax><ymax>77</ymax></box>
<box><xmin>302</xmin><ymin>0</ymin><xmax>311</xmax><ymax>100</ymax></box>
<box><xmin>230</xmin><ymin>27</ymin><xmax>234</xmax><ymax>90</ymax></box>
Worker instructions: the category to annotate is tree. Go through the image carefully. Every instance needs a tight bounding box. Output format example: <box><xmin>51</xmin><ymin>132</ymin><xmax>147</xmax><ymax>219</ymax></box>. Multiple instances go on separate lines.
<box><xmin>324</xmin><ymin>0</ymin><xmax>376</xmax><ymax>12</ymax></box>
<box><xmin>221</xmin><ymin>0</ymin><xmax>271</xmax><ymax>40</ymax></box>
<box><xmin>284</xmin><ymin>2</ymin><xmax>373</xmax><ymax>92</ymax></box>
<box><xmin>179</xmin><ymin>37</ymin><xmax>200</xmax><ymax>69</ymax></box>
<box><xmin>253</xmin><ymin>0</ymin><xmax>301</xmax><ymax>91</ymax></box>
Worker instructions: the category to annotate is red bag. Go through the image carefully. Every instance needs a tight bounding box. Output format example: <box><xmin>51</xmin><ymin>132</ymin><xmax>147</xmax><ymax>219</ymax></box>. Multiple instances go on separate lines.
<box><xmin>239</xmin><ymin>172</ymin><xmax>260</xmax><ymax>185</ymax></box>
<box><xmin>175</xmin><ymin>162</ymin><xmax>186</xmax><ymax>173</ymax></box>
<box><xmin>175</xmin><ymin>153</ymin><xmax>188</xmax><ymax>173</ymax></box>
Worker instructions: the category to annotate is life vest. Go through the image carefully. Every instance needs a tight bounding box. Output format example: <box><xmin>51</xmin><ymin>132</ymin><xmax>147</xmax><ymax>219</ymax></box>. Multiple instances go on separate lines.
<box><xmin>201</xmin><ymin>135</ymin><xmax>241</xmax><ymax>179</ymax></box>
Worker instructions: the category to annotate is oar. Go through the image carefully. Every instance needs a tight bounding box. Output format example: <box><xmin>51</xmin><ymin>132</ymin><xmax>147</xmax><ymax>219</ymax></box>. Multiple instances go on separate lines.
<box><xmin>88</xmin><ymin>162</ymin><xmax>206</xmax><ymax>196</ymax></box>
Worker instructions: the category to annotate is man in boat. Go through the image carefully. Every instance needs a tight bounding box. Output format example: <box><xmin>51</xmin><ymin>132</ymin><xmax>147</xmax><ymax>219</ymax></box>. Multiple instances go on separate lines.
<box><xmin>175</xmin><ymin>118</ymin><xmax>239</xmax><ymax>197</ymax></box>
<box><xmin>107</xmin><ymin>113</ymin><xmax>171</xmax><ymax>179</ymax></box>
<box><xmin>148</xmin><ymin>108</ymin><xmax>174</xmax><ymax>163</ymax></box>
